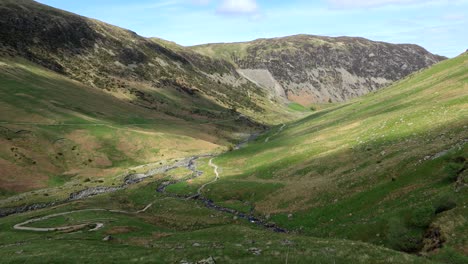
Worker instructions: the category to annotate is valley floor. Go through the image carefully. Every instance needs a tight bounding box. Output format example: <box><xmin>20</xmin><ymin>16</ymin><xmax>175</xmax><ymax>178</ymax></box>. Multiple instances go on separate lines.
<box><xmin>0</xmin><ymin>141</ymin><xmax>432</xmax><ymax>263</ymax></box>
<box><xmin>0</xmin><ymin>53</ymin><xmax>467</xmax><ymax>264</ymax></box>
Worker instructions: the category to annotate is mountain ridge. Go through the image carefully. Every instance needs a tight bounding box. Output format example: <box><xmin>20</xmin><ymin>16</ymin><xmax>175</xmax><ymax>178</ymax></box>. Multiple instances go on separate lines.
<box><xmin>0</xmin><ymin>0</ymin><xmax>292</xmax><ymax>124</ymax></box>
<box><xmin>191</xmin><ymin>34</ymin><xmax>446</xmax><ymax>105</ymax></box>
<box><xmin>0</xmin><ymin>1</ymin><xmax>466</xmax><ymax>263</ymax></box>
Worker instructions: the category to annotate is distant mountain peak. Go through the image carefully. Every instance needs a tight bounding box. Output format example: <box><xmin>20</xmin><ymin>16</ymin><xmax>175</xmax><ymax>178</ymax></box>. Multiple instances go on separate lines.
<box><xmin>192</xmin><ymin>35</ymin><xmax>446</xmax><ymax>105</ymax></box>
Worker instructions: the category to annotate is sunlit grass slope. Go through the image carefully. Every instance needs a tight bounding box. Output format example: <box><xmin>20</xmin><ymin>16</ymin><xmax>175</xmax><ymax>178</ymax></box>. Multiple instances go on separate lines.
<box><xmin>0</xmin><ymin>57</ymin><xmax>256</xmax><ymax>194</ymax></box>
<box><xmin>1</xmin><ymin>52</ymin><xmax>464</xmax><ymax>264</ymax></box>
<box><xmin>0</xmin><ymin>174</ymin><xmax>432</xmax><ymax>264</ymax></box>
<box><xmin>198</xmin><ymin>53</ymin><xmax>468</xmax><ymax>258</ymax></box>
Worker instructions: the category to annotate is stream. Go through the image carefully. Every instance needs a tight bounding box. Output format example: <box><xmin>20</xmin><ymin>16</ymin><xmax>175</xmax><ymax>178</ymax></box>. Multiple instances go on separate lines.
<box><xmin>3</xmin><ymin>126</ymin><xmax>288</xmax><ymax>233</ymax></box>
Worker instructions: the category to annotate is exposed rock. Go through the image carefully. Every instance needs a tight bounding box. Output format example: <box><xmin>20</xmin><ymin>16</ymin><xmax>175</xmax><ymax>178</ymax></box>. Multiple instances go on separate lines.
<box><xmin>67</xmin><ymin>187</ymin><xmax>123</xmax><ymax>201</ymax></box>
<box><xmin>102</xmin><ymin>235</ymin><xmax>113</xmax><ymax>242</ymax></box>
<box><xmin>123</xmin><ymin>173</ymin><xmax>147</xmax><ymax>185</ymax></box>
<box><xmin>0</xmin><ymin>202</ymin><xmax>58</xmax><ymax>218</ymax></box>
<box><xmin>196</xmin><ymin>256</ymin><xmax>216</xmax><ymax>264</ymax></box>
<box><xmin>192</xmin><ymin>35</ymin><xmax>445</xmax><ymax>104</ymax></box>
<box><xmin>237</xmin><ymin>69</ymin><xmax>287</xmax><ymax>100</ymax></box>
<box><xmin>248</xmin><ymin>247</ymin><xmax>262</xmax><ymax>255</ymax></box>
<box><xmin>0</xmin><ymin>0</ymin><xmax>266</xmax><ymax>134</ymax></box>
<box><xmin>429</xmin><ymin>139</ymin><xmax>467</xmax><ymax>160</ymax></box>
<box><xmin>421</xmin><ymin>226</ymin><xmax>445</xmax><ymax>253</ymax></box>
<box><xmin>211</xmin><ymin>242</ymin><xmax>224</xmax><ymax>249</ymax></box>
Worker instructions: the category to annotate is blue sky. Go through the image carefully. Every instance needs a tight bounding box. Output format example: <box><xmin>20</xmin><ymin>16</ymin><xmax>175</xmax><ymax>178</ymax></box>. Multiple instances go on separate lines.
<box><xmin>36</xmin><ymin>0</ymin><xmax>468</xmax><ymax>57</ymax></box>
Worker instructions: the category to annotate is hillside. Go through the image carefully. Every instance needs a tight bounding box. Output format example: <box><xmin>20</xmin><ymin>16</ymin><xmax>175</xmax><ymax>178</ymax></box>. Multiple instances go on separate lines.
<box><xmin>0</xmin><ymin>0</ymin><xmax>294</xmax><ymax>121</ymax></box>
<box><xmin>0</xmin><ymin>1</ymin><xmax>466</xmax><ymax>263</ymax></box>
<box><xmin>190</xmin><ymin>52</ymin><xmax>467</xmax><ymax>260</ymax></box>
<box><xmin>0</xmin><ymin>51</ymin><xmax>464</xmax><ymax>264</ymax></box>
<box><xmin>192</xmin><ymin>35</ymin><xmax>446</xmax><ymax>105</ymax></box>
<box><xmin>0</xmin><ymin>0</ymin><xmax>304</xmax><ymax>194</ymax></box>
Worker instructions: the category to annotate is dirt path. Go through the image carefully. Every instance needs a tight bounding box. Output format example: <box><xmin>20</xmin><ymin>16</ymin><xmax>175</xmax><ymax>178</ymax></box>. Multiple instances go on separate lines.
<box><xmin>12</xmin><ymin>199</ymin><xmax>164</xmax><ymax>232</ymax></box>
<box><xmin>164</xmin><ymin>158</ymin><xmax>287</xmax><ymax>233</ymax></box>
<box><xmin>13</xmin><ymin>209</ymin><xmax>107</xmax><ymax>232</ymax></box>
<box><xmin>187</xmin><ymin>158</ymin><xmax>220</xmax><ymax>200</ymax></box>
<box><xmin>197</xmin><ymin>158</ymin><xmax>220</xmax><ymax>194</ymax></box>
<box><xmin>265</xmin><ymin>124</ymin><xmax>286</xmax><ymax>143</ymax></box>
<box><xmin>11</xmin><ymin>128</ymin><xmax>289</xmax><ymax>234</ymax></box>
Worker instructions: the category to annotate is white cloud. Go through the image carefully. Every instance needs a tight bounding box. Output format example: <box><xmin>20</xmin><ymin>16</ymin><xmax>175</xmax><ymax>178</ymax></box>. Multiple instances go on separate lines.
<box><xmin>327</xmin><ymin>0</ymin><xmax>458</xmax><ymax>8</ymax></box>
<box><xmin>217</xmin><ymin>0</ymin><xmax>258</xmax><ymax>15</ymax></box>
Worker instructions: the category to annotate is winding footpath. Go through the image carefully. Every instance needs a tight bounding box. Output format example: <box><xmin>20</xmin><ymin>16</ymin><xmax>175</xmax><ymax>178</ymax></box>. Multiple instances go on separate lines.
<box><xmin>265</xmin><ymin>124</ymin><xmax>286</xmax><ymax>143</ymax></box>
<box><xmin>160</xmin><ymin>159</ymin><xmax>287</xmax><ymax>233</ymax></box>
<box><xmin>187</xmin><ymin>158</ymin><xmax>220</xmax><ymax>200</ymax></box>
<box><xmin>9</xmin><ymin>125</ymin><xmax>289</xmax><ymax>233</ymax></box>
<box><xmin>13</xmin><ymin>199</ymin><xmax>163</xmax><ymax>232</ymax></box>
<box><xmin>14</xmin><ymin>209</ymin><xmax>107</xmax><ymax>232</ymax></box>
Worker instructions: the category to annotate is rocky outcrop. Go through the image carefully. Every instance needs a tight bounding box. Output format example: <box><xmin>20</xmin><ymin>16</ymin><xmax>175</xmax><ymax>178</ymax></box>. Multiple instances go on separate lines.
<box><xmin>0</xmin><ymin>0</ymin><xmax>267</xmax><ymax>120</ymax></box>
<box><xmin>0</xmin><ymin>155</ymin><xmax>212</xmax><ymax>217</ymax></box>
<box><xmin>67</xmin><ymin>187</ymin><xmax>123</xmax><ymax>201</ymax></box>
<box><xmin>421</xmin><ymin>226</ymin><xmax>445</xmax><ymax>253</ymax></box>
<box><xmin>237</xmin><ymin>69</ymin><xmax>287</xmax><ymax>100</ymax></box>
<box><xmin>192</xmin><ymin>35</ymin><xmax>446</xmax><ymax>104</ymax></box>
<box><xmin>0</xmin><ymin>202</ymin><xmax>58</xmax><ymax>217</ymax></box>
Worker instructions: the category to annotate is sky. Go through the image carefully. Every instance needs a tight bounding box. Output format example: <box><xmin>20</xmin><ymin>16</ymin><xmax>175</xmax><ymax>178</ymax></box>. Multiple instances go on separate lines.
<box><xmin>35</xmin><ymin>0</ymin><xmax>468</xmax><ymax>57</ymax></box>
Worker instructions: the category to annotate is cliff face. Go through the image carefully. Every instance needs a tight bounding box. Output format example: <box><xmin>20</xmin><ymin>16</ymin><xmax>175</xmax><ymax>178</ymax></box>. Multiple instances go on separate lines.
<box><xmin>192</xmin><ymin>35</ymin><xmax>446</xmax><ymax>105</ymax></box>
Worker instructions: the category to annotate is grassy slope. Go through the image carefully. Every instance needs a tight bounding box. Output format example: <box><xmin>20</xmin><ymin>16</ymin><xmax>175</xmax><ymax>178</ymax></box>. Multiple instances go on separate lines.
<box><xmin>0</xmin><ymin>0</ymin><xmax>297</xmax><ymax>125</ymax></box>
<box><xmin>191</xmin><ymin>42</ymin><xmax>251</xmax><ymax>66</ymax></box>
<box><xmin>0</xmin><ymin>0</ymin><xmax>305</xmax><ymax>194</ymax></box>
<box><xmin>0</xmin><ymin>56</ymin><xmax>455</xmax><ymax>262</ymax></box>
<box><xmin>0</xmin><ymin>51</ymin><xmax>464</xmax><ymax>264</ymax></box>
<box><xmin>189</xmin><ymin>53</ymin><xmax>468</xmax><ymax>259</ymax></box>
<box><xmin>0</xmin><ymin>57</ymin><xmax>293</xmax><ymax>195</ymax></box>
<box><xmin>0</xmin><ymin>173</ymin><xmax>431</xmax><ymax>264</ymax></box>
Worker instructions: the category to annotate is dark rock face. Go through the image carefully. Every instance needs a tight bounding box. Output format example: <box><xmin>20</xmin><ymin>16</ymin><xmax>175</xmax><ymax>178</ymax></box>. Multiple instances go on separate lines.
<box><xmin>0</xmin><ymin>0</ymin><xmax>98</xmax><ymax>72</ymax></box>
<box><xmin>0</xmin><ymin>202</ymin><xmax>58</xmax><ymax>217</ymax></box>
<box><xmin>0</xmin><ymin>1</ymin><xmax>445</xmax><ymax>107</ymax></box>
<box><xmin>0</xmin><ymin>3</ymin><xmax>96</xmax><ymax>50</ymax></box>
<box><xmin>193</xmin><ymin>35</ymin><xmax>446</xmax><ymax>104</ymax></box>
<box><xmin>67</xmin><ymin>187</ymin><xmax>123</xmax><ymax>201</ymax></box>
<box><xmin>0</xmin><ymin>0</ymin><xmax>197</xmax><ymax>80</ymax></box>
<box><xmin>0</xmin><ymin>0</ymin><xmax>266</xmax><ymax>117</ymax></box>
<box><xmin>422</xmin><ymin>226</ymin><xmax>446</xmax><ymax>253</ymax></box>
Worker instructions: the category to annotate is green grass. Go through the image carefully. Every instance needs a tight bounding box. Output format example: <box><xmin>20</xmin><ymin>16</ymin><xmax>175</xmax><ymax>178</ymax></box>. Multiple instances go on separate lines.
<box><xmin>288</xmin><ymin>102</ymin><xmax>311</xmax><ymax>112</ymax></box>
<box><xmin>0</xmin><ymin>189</ymin><xmax>16</xmax><ymax>199</ymax></box>
<box><xmin>47</xmin><ymin>174</ymin><xmax>74</xmax><ymax>187</ymax></box>
<box><xmin>206</xmin><ymin>180</ymin><xmax>284</xmax><ymax>202</ymax></box>
<box><xmin>1</xmin><ymin>41</ymin><xmax>467</xmax><ymax>264</ymax></box>
<box><xmin>0</xmin><ymin>185</ymin><xmax>433</xmax><ymax>264</ymax></box>
<box><xmin>0</xmin><ymin>55</ymin><xmax>302</xmax><ymax>194</ymax></box>
<box><xmin>198</xmin><ymin>53</ymin><xmax>468</xmax><ymax>259</ymax></box>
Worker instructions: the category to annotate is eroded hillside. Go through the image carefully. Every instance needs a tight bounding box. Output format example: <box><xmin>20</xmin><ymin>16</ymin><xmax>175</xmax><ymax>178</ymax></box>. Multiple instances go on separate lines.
<box><xmin>0</xmin><ymin>0</ymin><xmax>302</xmax><ymax>193</ymax></box>
<box><xmin>192</xmin><ymin>35</ymin><xmax>446</xmax><ymax>104</ymax></box>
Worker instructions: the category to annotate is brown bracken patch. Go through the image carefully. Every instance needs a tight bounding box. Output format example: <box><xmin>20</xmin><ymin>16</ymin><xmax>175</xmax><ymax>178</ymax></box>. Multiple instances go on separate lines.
<box><xmin>105</xmin><ymin>226</ymin><xmax>138</xmax><ymax>235</ymax></box>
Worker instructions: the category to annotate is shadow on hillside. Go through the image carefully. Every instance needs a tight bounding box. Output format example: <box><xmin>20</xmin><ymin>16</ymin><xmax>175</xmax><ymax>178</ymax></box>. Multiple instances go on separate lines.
<box><xmin>211</xmin><ymin>120</ymin><xmax>466</xmax><ymax>255</ymax></box>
